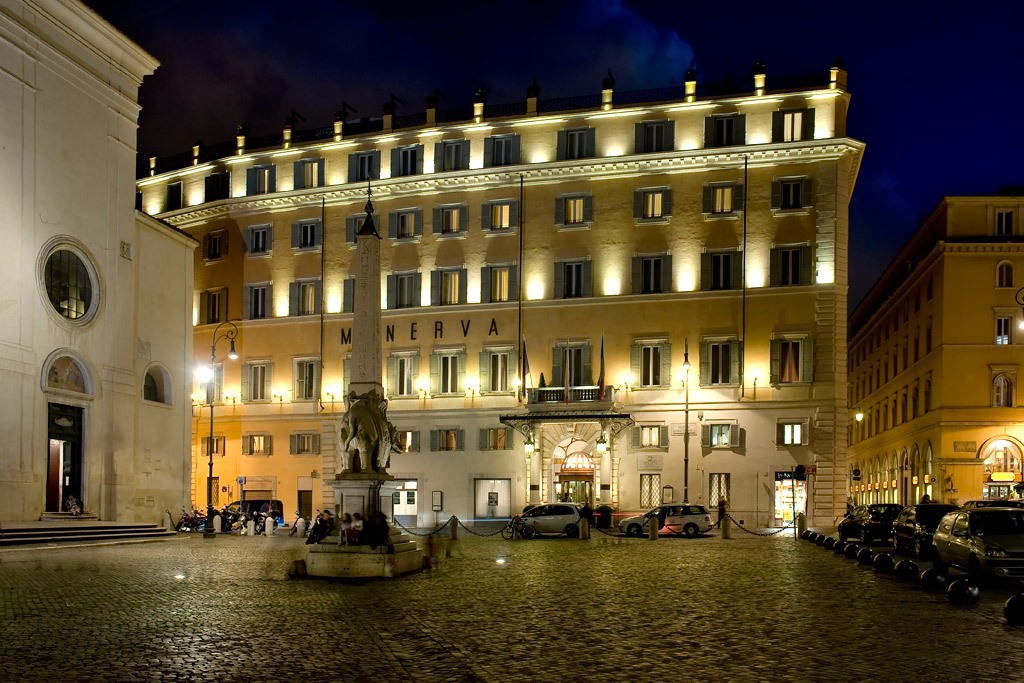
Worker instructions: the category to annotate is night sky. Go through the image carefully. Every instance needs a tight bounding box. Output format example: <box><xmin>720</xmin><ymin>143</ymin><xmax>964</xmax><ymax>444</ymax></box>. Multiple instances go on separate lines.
<box><xmin>86</xmin><ymin>0</ymin><xmax>1023</xmax><ymax>308</ymax></box>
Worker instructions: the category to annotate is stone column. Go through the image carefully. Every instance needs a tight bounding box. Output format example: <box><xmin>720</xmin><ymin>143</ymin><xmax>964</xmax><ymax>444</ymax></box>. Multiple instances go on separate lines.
<box><xmin>350</xmin><ymin>204</ymin><xmax>383</xmax><ymax>399</ymax></box>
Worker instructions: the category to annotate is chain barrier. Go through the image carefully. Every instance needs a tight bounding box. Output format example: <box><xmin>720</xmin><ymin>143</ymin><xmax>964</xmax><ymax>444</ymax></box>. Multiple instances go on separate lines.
<box><xmin>726</xmin><ymin>513</ymin><xmax>795</xmax><ymax>537</ymax></box>
<box><xmin>392</xmin><ymin>516</ymin><xmax>453</xmax><ymax>538</ymax></box>
<box><xmin>456</xmin><ymin>517</ymin><xmax>513</xmax><ymax>538</ymax></box>
<box><xmin>590</xmin><ymin>523</ymin><xmax>628</xmax><ymax>537</ymax></box>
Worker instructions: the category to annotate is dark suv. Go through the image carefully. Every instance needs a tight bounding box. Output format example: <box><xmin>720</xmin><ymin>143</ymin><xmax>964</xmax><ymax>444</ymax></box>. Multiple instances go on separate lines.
<box><xmin>838</xmin><ymin>504</ymin><xmax>903</xmax><ymax>543</ymax></box>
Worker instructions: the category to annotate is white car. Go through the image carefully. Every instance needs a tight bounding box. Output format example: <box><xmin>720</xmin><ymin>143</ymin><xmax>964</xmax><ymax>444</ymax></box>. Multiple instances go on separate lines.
<box><xmin>520</xmin><ymin>503</ymin><xmax>582</xmax><ymax>537</ymax></box>
<box><xmin>618</xmin><ymin>504</ymin><xmax>714</xmax><ymax>538</ymax></box>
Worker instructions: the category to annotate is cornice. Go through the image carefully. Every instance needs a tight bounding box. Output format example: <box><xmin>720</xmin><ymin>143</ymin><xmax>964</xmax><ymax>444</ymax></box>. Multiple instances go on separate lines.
<box><xmin>161</xmin><ymin>139</ymin><xmax>865</xmax><ymax>229</ymax></box>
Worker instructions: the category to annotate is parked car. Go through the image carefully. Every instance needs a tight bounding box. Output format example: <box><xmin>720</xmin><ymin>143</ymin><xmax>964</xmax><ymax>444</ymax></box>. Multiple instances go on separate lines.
<box><xmin>618</xmin><ymin>505</ymin><xmax>714</xmax><ymax>538</ymax></box>
<box><xmin>224</xmin><ymin>499</ymin><xmax>285</xmax><ymax>527</ymax></box>
<box><xmin>519</xmin><ymin>503</ymin><xmax>582</xmax><ymax>537</ymax></box>
<box><xmin>932</xmin><ymin>508</ymin><xmax>1024</xmax><ymax>580</ymax></box>
<box><xmin>837</xmin><ymin>504</ymin><xmax>903</xmax><ymax>543</ymax></box>
<box><xmin>892</xmin><ymin>503</ymin><xmax>958</xmax><ymax>557</ymax></box>
<box><xmin>960</xmin><ymin>499</ymin><xmax>1024</xmax><ymax>509</ymax></box>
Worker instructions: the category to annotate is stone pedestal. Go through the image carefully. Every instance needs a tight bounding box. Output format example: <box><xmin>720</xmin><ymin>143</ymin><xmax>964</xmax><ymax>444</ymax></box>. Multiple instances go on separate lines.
<box><xmin>330</xmin><ymin>472</ymin><xmax>400</xmax><ymax>520</ymax></box>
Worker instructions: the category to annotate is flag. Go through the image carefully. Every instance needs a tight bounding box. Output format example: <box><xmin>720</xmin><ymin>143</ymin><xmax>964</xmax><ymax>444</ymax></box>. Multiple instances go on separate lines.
<box><xmin>520</xmin><ymin>341</ymin><xmax>531</xmax><ymax>396</ymax></box>
<box><xmin>597</xmin><ymin>335</ymin><xmax>606</xmax><ymax>400</ymax></box>
<box><xmin>564</xmin><ymin>345</ymin><xmax>571</xmax><ymax>403</ymax></box>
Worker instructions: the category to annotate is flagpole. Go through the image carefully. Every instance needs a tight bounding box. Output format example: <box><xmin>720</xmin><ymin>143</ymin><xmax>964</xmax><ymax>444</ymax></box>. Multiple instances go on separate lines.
<box><xmin>517</xmin><ymin>173</ymin><xmax>525</xmax><ymax>401</ymax></box>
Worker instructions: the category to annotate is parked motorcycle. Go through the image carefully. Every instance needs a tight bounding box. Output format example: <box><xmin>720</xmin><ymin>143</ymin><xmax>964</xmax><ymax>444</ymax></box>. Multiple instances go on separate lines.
<box><xmin>174</xmin><ymin>508</ymin><xmax>207</xmax><ymax>532</ymax></box>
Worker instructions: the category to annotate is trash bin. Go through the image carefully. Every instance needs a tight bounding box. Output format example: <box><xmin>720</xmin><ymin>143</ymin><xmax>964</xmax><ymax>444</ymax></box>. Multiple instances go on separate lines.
<box><xmin>596</xmin><ymin>505</ymin><xmax>613</xmax><ymax>529</ymax></box>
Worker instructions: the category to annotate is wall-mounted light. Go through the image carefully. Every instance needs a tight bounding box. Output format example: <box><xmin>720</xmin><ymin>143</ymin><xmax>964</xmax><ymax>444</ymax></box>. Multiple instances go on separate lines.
<box><xmin>272</xmin><ymin>391</ymin><xmax>284</xmax><ymax>403</ymax></box>
<box><xmin>524</xmin><ymin>437</ymin><xmax>535</xmax><ymax>454</ymax></box>
<box><xmin>466</xmin><ymin>385</ymin><xmax>478</xmax><ymax>398</ymax></box>
<box><xmin>853</xmin><ymin>408</ymin><xmax>864</xmax><ymax>422</ymax></box>
<box><xmin>596</xmin><ymin>433</ymin><xmax>608</xmax><ymax>453</ymax></box>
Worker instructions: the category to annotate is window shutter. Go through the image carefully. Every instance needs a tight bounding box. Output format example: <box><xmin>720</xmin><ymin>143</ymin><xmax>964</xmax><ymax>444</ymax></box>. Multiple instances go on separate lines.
<box><xmin>769</xmin><ymin>247</ymin><xmax>781</xmax><ymax>287</ymax></box>
<box><xmin>583</xmin><ymin>195</ymin><xmax>594</xmax><ymax>222</ymax></box>
<box><xmin>386</xmin><ymin>356</ymin><xmax>397</xmax><ymax>396</ymax></box>
<box><xmin>429</xmin><ymin>353</ymin><xmax>439</xmax><ymax>394</ymax></box>
<box><xmin>661</xmin><ymin>254</ymin><xmax>673</xmax><ymax>293</ymax></box>
<box><xmin>432</xmin><ymin>207</ymin><xmax>442</xmax><ymax>235</ymax></box>
<box><xmin>770</xmin><ymin>339</ymin><xmax>781</xmax><ymax>384</ymax></box>
<box><xmin>291</xmin><ymin>222</ymin><xmax>300</xmax><ymax>248</ymax></box>
<box><xmin>348</xmin><ymin>154</ymin><xmax>358</xmax><ymax>183</ymax></box>
<box><xmin>771</xmin><ymin>180</ymin><xmax>782</xmax><ymax>210</ymax></box>
<box><xmin>731</xmin><ymin>251</ymin><xmax>743</xmax><ymax>290</ymax></box>
<box><xmin>776</xmin><ymin>422</ymin><xmax>785</xmax><ymax>445</ymax></box>
<box><xmin>582</xmin><ymin>260</ymin><xmax>593</xmax><ymax>297</ymax></box>
<box><xmin>342</xmin><ymin>278</ymin><xmax>354</xmax><ymax>313</ymax></box>
<box><xmin>556</xmin><ymin>130</ymin><xmax>567</xmax><ymax>160</ymax></box>
<box><xmin>313</xmin><ymin>434</ymin><xmax>321</xmax><ymax>454</ymax></box>
<box><xmin>730</xmin><ymin>341</ymin><xmax>741</xmax><ymax>385</ymax></box>
<box><xmin>242</xmin><ymin>286</ymin><xmax>251</xmax><ymax>320</ymax></box>
<box><xmin>554</xmin><ymin>197</ymin><xmax>565</xmax><ymax>225</ymax></box>
<box><xmin>663</xmin><ymin>189</ymin><xmax>673</xmax><ymax>217</ymax></box>
<box><xmin>509</xmin><ymin>265</ymin><xmax>519</xmax><ymax>301</ymax></box>
<box><xmin>460</xmin><ymin>141</ymin><xmax>470</xmax><ymax>170</ymax></box>
<box><xmin>388</xmin><ymin>212</ymin><xmax>398</xmax><ymax>239</ymax></box>
<box><xmin>480</xmin><ymin>267</ymin><xmax>492</xmax><ymax>303</ymax></box>
<box><xmin>632</xmin><ymin>426</ymin><xmax>641</xmax><ymax>449</ymax></box>
<box><xmin>552</xmin><ymin>345</ymin><xmax>563</xmax><ymax>386</ymax></box>
<box><xmin>510</xmin><ymin>135</ymin><xmax>521</xmax><ymax>164</ymax></box>
<box><xmin>202</xmin><ymin>234</ymin><xmax>210</xmax><ymax>259</ymax></box>
<box><xmin>386</xmin><ymin>274</ymin><xmax>397</xmax><ymax>309</ymax></box>
<box><xmin>290</xmin><ymin>434</ymin><xmax>298</xmax><ymax>455</ymax></box>
<box><xmin>413</xmin><ymin>272</ymin><xmax>422</xmax><ymax>305</ymax></box>
<box><xmin>317</xmin><ymin>159</ymin><xmax>326</xmax><ymax>187</ymax></box>
<box><xmin>459</xmin><ymin>267</ymin><xmax>468</xmax><ymax>303</ymax></box>
<box><xmin>634</xmin><ymin>123</ymin><xmax>645</xmax><ymax>153</ymax></box>
<box><xmin>509</xmin><ymin>200</ymin><xmax>520</xmax><ymax>230</ymax></box>
<box><xmin>245</xmin><ymin>167</ymin><xmax>255</xmax><ymax>195</ymax></box>
<box><xmin>241</xmin><ymin>364</ymin><xmax>251</xmax><ymax>401</ymax></box>
<box><xmin>801</xmin><ymin>178</ymin><xmax>813</xmax><ymax>207</ymax></box>
<box><xmin>408</xmin><ymin>431</ymin><xmax>420</xmax><ymax>452</ymax></box>
<box><xmin>430</xmin><ymin>270</ymin><xmax>441</xmax><ymax>306</ymax></box>
<box><xmin>371</xmin><ymin>152</ymin><xmax>381</xmax><ymax>179</ymax></box>
<box><xmin>433</xmin><ymin>142</ymin><xmax>444</xmax><ymax>172</ymax></box>
<box><xmin>771</xmin><ymin>111</ymin><xmax>784</xmax><ymax>143</ymax></box>
<box><xmin>391</xmin><ymin>148</ymin><xmax>401</xmax><ymax>176</ymax></box>
<box><xmin>660</xmin><ymin>425</ymin><xmax>669</xmax><ymax>447</ymax></box>
<box><xmin>734</xmin><ymin>184</ymin><xmax>745</xmax><ymax>209</ymax></box>
<box><xmin>801</xmin><ymin>339</ymin><xmax>815</xmax><ymax>383</ymax></box>
<box><xmin>800</xmin><ymin>246</ymin><xmax>813</xmax><ymax>285</ymax></box>
<box><xmin>457</xmin><ymin>352</ymin><xmax>466</xmax><ymax>392</ymax></box>
<box><xmin>631</xmin><ymin>257</ymin><xmax>642</xmax><ymax>294</ymax></box>
<box><xmin>414</xmin><ymin>210</ymin><xmax>424</xmax><ymax>236</ymax></box>
<box><xmin>219</xmin><ymin>289</ymin><xmax>228</xmax><ymax>321</ymax></box>
<box><xmin>700</xmin><ymin>253</ymin><xmax>712</xmax><ymax>291</ymax></box>
<box><xmin>584</xmin><ymin>128</ymin><xmax>596</xmax><ymax>157</ymax></box>
<box><xmin>479</xmin><ymin>428</ymin><xmax>489</xmax><ymax>451</ymax></box>
<box><xmin>801</xmin><ymin>108</ymin><xmax>815</xmax><ymax>141</ymax></box>
<box><xmin>508</xmin><ymin>347</ymin><xmax>518</xmax><ymax>389</ymax></box>
<box><xmin>554</xmin><ymin>263</ymin><xmax>564</xmax><ymax>299</ymax></box>
<box><xmin>483</xmin><ymin>137</ymin><xmax>494</xmax><ymax>167</ymax></box>
<box><xmin>699</xmin><ymin>340</ymin><xmax>710</xmax><ymax>385</ymax></box>
<box><xmin>504</xmin><ymin>428</ymin><xmax>513</xmax><ymax>450</ymax></box>
<box><xmin>458</xmin><ymin>205</ymin><xmax>468</xmax><ymax>232</ymax></box>
<box><xmin>630</xmin><ymin>343</ymin><xmax>640</xmax><ymax>383</ymax></box>
<box><xmin>479</xmin><ymin>351</ymin><xmax>491</xmax><ymax>392</ymax></box>
<box><xmin>456</xmin><ymin>429</ymin><xmax>465</xmax><ymax>451</ymax></box>
<box><xmin>729</xmin><ymin>424</ymin><xmax>740</xmax><ymax>447</ymax></box>
<box><xmin>264</xmin><ymin>363</ymin><xmax>273</xmax><ymax>399</ymax></box>
<box><xmin>315</xmin><ymin>222</ymin><xmax>323</xmax><ymax>248</ymax></box>
<box><xmin>735</xmin><ymin>115</ymin><xmax>746</xmax><ymax>145</ymax></box>
<box><xmin>664</xmin><ymin>120</ymin><xmax>675</xmax><ymax>149</ymax></box>
<box><xmin>242</xmin><ymin>228</ymin><xmax>252</xmax><ymax>253</ymax></box>
<box><xmin>293</xmin><ymin>161</ymin><xmax>303</xmax><ymax>190</ymax></box>
<box><xmin>346</xmin><ymin>216</ymin><xmax>356</xmax><ymax>244</ymax></box>
<box><xmin>701</xmin><ymin>425</ymin><xmax>711</xmax><ymax>447</ymax></box>
<box><xmin>481</xmin><ymin>203</ymin><xmax>492</xmax><ymax>231</ymax></box>
<box><xmin>633</xmin><ymin>190</ymin><xmax>643</xmax><ymax>219</ymax></box>
<box><xmin>660</xmin><ymin>343</ymin><xmax>672</xmax><ymax>387</ymax></box>
<box><xmin>430</xmin><ymin>430</ymin><xmax>438</xmax><ymax>452</ymax></box>
<box><xmin>415</xmin><ymin>145</ymin><xmax>424</xmax><ymax>174</ymax></box>
<box><xmin>582</xmin><ymin>344</ymin><xmax>592</xmax><ymax>385</ymax></box>
<box><xmin>702</xmin><ymin>186</ymin><xmax>713</xmax><ymax>213</ymax></box>
<box><xmin>288</xmin><ymin>282</ymin><xmax>299</xmax><ymax>317</ymax></box>
<box><xmin>704</xmin><ymin>117</ymin><xmax>715</xmax><ymax>147</ymax></box>
<box><xmin>241</xmin><ymin>435</ymin><xmax>250</xmax><ymax>455</ymax></box>
<box><xmin>801</xmin><ymin>422</ymin><xmax>810</xmax><ymax>446</ymax></box>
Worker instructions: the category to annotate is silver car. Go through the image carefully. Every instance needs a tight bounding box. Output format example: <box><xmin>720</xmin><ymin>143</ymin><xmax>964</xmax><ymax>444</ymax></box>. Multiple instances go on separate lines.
<box><xmin>931</xmin><ymin>508</ymin><xmax>1024</xmax><ymax>579</ymax></box>
<box><xmin>519</xmin><ymin>503</ymin><xmax>582</xmax><ymax>537</ymax></box>
<box><xmin>618</xmin><ymin>504</ymin><xmax>714</xmax><ymax>538</ymax></box>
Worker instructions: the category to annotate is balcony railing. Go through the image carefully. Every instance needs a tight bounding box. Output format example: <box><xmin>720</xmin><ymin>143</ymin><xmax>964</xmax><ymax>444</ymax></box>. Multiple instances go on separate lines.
<box><xmin>527</xmin><ymin>385</ymin><xmax>614</xmax><ymax>405</ymax></box>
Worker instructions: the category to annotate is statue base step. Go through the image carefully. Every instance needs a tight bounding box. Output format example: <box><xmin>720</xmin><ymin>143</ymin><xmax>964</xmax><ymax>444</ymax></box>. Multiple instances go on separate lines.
<box><xmin>305</xmin><ymin>530</ymin><xmax>423</xmax><ymax>579</ymax></box>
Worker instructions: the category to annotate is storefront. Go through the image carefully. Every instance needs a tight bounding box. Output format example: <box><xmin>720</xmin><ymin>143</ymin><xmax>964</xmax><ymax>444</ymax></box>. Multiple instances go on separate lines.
<box><xmin>774</xmin><ymin>471</ymin><xmax>807</xmax><ymax>524</ymax></box>
<box><xmin>982</xmin><ymin>438</ymin><xmax>1023</xmax><ymax>500</ymax></box>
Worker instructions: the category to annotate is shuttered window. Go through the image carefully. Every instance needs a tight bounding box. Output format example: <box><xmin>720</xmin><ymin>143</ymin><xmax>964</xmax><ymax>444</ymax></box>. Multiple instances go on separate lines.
<box><xmin>293</xmin><ymin>158</ymin><xmax>325</xmax><ymax>190</ymax></box>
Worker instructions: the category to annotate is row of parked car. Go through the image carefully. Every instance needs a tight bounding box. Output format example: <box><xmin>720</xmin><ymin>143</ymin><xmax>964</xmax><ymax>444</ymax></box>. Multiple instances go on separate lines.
<box><xmin>516</xmin><ymin>503</ymin><xmax>715</xmax><ymax>538</ymax></box>
<box><xmin>837</xmin><ymin>500</ymin><xmax>1024</xmax><ymax>580</ymax></box>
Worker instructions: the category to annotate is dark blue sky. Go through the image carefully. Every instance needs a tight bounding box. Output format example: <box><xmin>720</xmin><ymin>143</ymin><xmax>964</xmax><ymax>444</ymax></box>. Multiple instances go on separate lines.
<box><xmin>87</xmin><ymin>0</ymin><xmax>1024</xmax><ymax>307</ymax></box>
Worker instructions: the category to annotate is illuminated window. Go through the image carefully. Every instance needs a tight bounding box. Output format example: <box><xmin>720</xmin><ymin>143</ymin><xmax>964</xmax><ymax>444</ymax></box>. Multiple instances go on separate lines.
<box><xmin>291</xmin><ymin>432</ymin><xmax>319</xmax><ymax>455</ymax></box>
<box><xmin>642</xmin><ymin>191</ymin><xmax>664</xmax><ymax>219</ymax></box>
<box><xmin>640</xmin><ymin>474</ymin><xmax>662</xmax><ymax>507</ymax></box>
<box><xmin>774</xmin><ymin>339</ymin><xmax>807</xmax><ymax>384</ymax></box>
<box><xmin>243</xmin><ymin>434</ymin><xmax>272</xmax><ymax>456</ymax></box>
<box><xmin>44</xmin><ymin>249</ymin><xmax>94</xmax><ymax>321</ymax></box>
<box><xmin>996</xmin><ymin>210</ymin><xmax>1015</xmax><ymax>237</ymax></box>
<box><xmin>441</xmin><ymin>207</ymin><xmax>460</xmax><ymax>234</ymax></box>
<box><xmin>487</xmin><ymin>351</ymin><xmax>509</xmax><ymax>392</ymax></box>
<box><xmin>490</xmin><ymin>203</ymin><xmax>511</xmax><ymax>230</ymax></box>
<box><xmin>483</xmin><ymin>427</ymin><xmax>510</xmax><ymax>450</ymax></box>
<box><xmin>294</xmin><ymin>359</ymin><xmax>320</xmax><ymax>401</ymax></box>
<box><xmin>490</xmin><ymin>267</ymin><xmax>510</xmax><ymax>302</ymax></box>
<box><xmin>713</xmin><ymin>186</ymin><xmax>733</xmax><ymax>214</ymax></box>
<box><xmin>566</xmin><ymin>197</ymin><xmax>586</xmax><ymax>224</ymax></box>
<box><xmin>440</xmin><ymin>355</ymin><xmax>460</xmax><ymax>394</ymax></box>
<box><xmin>434</xmin><ymin>429</ymin><xmax>461</xmax><ymax>451</ymax></box>
<box><xmin>298</xmin><ymin>281</ymin><xmax>317</xmax><ymax>316</ymax></box>
<box><xmin>640</xmin><ymin>426</ymin><xmax>662</xmax><ymax>447</ymax></box>
<box><xmin>245</xmin><ymin>362</ymin><xmax>269</xmax><ymax>401</ymax></box>
<box><xmin>994</xmin><ymin>375</ymin><xmax>1014</xmax><ymax>407</ymax></box>
<box><xmin>296</xmin><ymin>159</ymin><xmax>323</xmax><ymax>189</ymax></box>
<box><xmin>779</xmin><ymin>421</ymin><xmax>809</xmax><ymax>446</ymax></box>
<box><xmin>440</xmin><ymin>270</ymin><xmax>460</xmax><ymax>305</ymax></box>
<box><xmin>396</xmin><ymin>211</ymin><xmax>416</xmax><ymax>238</ymax></box>
<box><xmin>395</xmin><ymin>356</ymin><xmax>415</xmax><ymax>396</ymax></box>
<box><xmin>996</xmin><ymin>317</ymin><xmax>1011</xmax><ymax>345</ymax></box>
<box><xmin>708</xmin><ymin>424</ymin><xmax>734</xmax><ymax>448</ymax></box>
<box><xmin>639</xmin><ymin>345</ymin><xmax>662</xmax><ymax>387</ymax></box>
<box><xmin>783</xmin><ymin>111</ymin><xmax>803</xmax><ymax>141</ymax></box>
<box><xmin>248</xmin><ymin>165</ymin><xmax>274</xmax><ymax>195</ymax></box>
<box><xmin>395</xmin><ymin>273</ymin><xmax>416</xmax><ymax>308</ymax></box>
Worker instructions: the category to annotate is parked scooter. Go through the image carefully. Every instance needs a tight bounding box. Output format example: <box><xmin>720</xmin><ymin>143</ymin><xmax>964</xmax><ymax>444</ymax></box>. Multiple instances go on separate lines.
<box><xmin>288</xmin><ymin>511</ymin><xmax>306</xmax><ymax>537</ymax></box>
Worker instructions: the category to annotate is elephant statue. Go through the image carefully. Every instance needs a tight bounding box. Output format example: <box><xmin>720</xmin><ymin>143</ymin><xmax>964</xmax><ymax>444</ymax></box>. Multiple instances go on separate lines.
<box><xmin>338</xmin><ymin>391</ymin><xmax>397</xmax><ymax>474</ymax></box>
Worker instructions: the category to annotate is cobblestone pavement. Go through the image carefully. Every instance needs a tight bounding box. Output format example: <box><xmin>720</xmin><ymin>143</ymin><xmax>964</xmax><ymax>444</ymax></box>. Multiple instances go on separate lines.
<box><xmin>2</xmin><ymin>528</ymin><xmax>1024</xmax><ymax>682</ymax></box>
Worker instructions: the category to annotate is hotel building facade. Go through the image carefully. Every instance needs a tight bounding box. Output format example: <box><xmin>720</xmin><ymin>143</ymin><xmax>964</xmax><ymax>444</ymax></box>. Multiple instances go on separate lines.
<box><xmin>138</xmin><ymin>65</ymin><xmax>862</xmax><ymax>527</ymax></box>
<box><xmin>848</xmin><ymin>196</ymin><xmax>1024</xmax><ymax>506</ymax></box>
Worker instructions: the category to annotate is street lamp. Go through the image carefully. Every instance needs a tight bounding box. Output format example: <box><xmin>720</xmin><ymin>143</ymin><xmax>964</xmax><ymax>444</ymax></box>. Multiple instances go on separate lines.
<box><xmin>201</xmin><ymin>321</ymin><xmax>238</xmax><ymax>538</ymax></box>
<box><xmin>1016</xmin><ymin>287</ymin><xmax>1024</xmax><ymax>329</ymax></box>
<box><xmin>682</xmin><ymin>337</ymin><xmax>691</xmax><ymax>503</ymax></box>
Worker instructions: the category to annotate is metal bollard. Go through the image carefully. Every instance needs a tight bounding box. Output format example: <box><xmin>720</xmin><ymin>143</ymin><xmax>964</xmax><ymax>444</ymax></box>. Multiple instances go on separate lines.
<box><xmin>162</xmin><ymin>510</ymin><xmax>172</xmax><ymax>531</ymax></box>
<box><xmin>648</xmin><ymin>516</ymin><xmax>659</xmax><ymax>540</ymax></box>
<box><xmin>722</xmin><ymin>515</ymin><xmax>732</xmax><ymax>540</ymax></box>
<box><xmin>796</xmin><ymin>512</ymin><xmax>807</xmax><ymax>539</ymax></box>
<box><xmin>265</xmin><ymin>519</ymin><xmax>273</xmax><ymax>537</ymax></box>
<box><xmin>579</xmin><ymin>518</ymin><xmax>590</xmax><ymax>540</ymax></box>
<box><xmin>246</xmin><ymin>520</ymin><xmax>255</xmax><ymax>536</ymax></box>
<box><xmin>213</xmin><ymin>515</ymin><xmax>223</xmax><ymax>533</ymax></box>
<box><xmin>297</xmin><ymin>519</ymin><xmax>307</xmax><ymax>538</ymax></box>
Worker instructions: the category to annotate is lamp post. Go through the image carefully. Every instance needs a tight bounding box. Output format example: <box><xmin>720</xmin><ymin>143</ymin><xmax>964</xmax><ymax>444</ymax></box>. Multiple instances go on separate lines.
<box><xmin>199</xmin><ymin>321</ymin><xmax>238</xmax><ymax>538</ymax></box>
<box><xmin>682</xmin><ymin>338</ymin><xmax>692</xmax><ymax>503</ymax></box>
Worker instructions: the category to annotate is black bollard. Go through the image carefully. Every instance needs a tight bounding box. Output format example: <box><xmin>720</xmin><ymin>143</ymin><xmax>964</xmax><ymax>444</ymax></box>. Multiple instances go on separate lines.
<box><xmin>947</xmin><ymin>579</ymin><xmax>981</xmax><ymax>606</ymax></box>
<box><xmin>873</xmin><ymin>553</ymin><xmax>895</xmax><ymax>572</ymax></box>
<box><xmin>857</xmin><ymin>547</ymin><xmax>875</xmax><ymax>565</ymax></box>
<box><xmin>844</xmin><ymin>543</ymin><xmax>861</xmax><ymax>559</ymax></box>
<box><xmin>833</xmin><ymin>540</ymin><xmax>848</xmax><ymax>555</ymax></box>
<box><xmin>919</xmin><ymin>568</ymin><xmax>947</xmax><ymax>592</ymax></box>
<box><xmin>815</xmin><ymin>534</ymin><xmax>827</xmax><ymax>546</ymax></box>
<box><xmin>800</xmin><ymin>530</ymin><xmax>812</xmax><ymax>541</ymax></box>
<box><xmin>1004</xmin><ymin>594</ymin><xmax>1024</xmax><ymax>625</ymax></box>
<box><xmin>823</xmin><ymin>537</ymin><xmax>836</xmax><ymax>550</ymax></box>
<box><xmin>894</xmin><ymin>559</ymin><xmax>919</xmax><ymax>581</ymax></box>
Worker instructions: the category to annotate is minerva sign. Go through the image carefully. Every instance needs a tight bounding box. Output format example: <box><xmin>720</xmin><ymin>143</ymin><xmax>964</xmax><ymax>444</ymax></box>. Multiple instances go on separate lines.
<box><xmin>340</xmin><ymin>317</ymin><xmax>502</xmax><ymax>346</ymax></box>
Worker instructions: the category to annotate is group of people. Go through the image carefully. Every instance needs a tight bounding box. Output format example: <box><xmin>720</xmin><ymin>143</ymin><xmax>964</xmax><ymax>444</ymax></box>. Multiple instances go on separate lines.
<box><xmin>302</xmin><ymin>508</ymin><xmax>392</xmax><ymax>550</ymax></box>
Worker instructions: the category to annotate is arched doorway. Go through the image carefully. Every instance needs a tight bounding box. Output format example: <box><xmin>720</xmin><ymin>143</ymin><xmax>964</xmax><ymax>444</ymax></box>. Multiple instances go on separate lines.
<box><xmin>554</xmin><ymin>436</ymin><xmax>595</xmax><ymax>506</ymax></box>
<box><xmin>41</xmin><ymin>351</ymin><xmax>93</xmax><ymax>513</ymax></box>
<box><xmin>979</xmin><ymin>437</ymin><xmax>1024</xmax><ymax>500</ymax></box>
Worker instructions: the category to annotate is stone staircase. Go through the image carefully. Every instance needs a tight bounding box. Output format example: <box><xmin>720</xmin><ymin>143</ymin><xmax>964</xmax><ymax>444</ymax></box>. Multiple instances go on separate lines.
<box><xmin>0</xmin><ymin>520</ymin><xmax>175</xmax><ymax>547</ymax></box>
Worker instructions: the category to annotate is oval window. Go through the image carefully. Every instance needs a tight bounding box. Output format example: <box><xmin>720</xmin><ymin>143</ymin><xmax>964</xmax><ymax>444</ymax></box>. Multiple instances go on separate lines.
<box><xmin>44</xmin><ymin>249</ymin><xmax>93</xmax><ymax>320</ymax></box>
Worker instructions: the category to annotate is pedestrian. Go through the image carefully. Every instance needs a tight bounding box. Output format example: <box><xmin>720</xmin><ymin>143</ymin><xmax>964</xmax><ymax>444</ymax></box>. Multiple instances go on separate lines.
<box><xmin>338</xmin><ymin>513</ymin><xmax>352</xmax><ymax>545</ymax></box>
<box><xmin>920</xmin><ymin>493</ymin><xmax>932</xmax><ymax>504</ymax></box>
<box><xmin>348</xmin><ymin>512</ymin><xmax>364</xmax><ymax>544</ymax></box>
<box><xmin>579</xmin><ymin>501</ymin><xmax>594</xmax><ymax>526</ymax></box>
<box><xmin>716</xmin><ymin>498</ymin><xmax>727</xmax><ymax>528</ymax></box>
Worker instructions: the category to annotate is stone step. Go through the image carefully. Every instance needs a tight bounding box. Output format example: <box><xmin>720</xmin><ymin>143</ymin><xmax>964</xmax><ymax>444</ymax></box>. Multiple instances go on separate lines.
<box><xmin>0</xmin><ymin>523</ymin><xmax>172</xmax><ymax>547</ymax></box>
<box><xmin>39</xmin><ymin>512</ymin><xmax>100</xmax><ymax>521</ymax></box>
